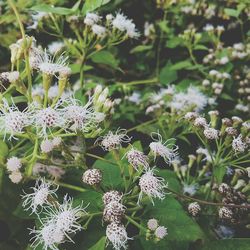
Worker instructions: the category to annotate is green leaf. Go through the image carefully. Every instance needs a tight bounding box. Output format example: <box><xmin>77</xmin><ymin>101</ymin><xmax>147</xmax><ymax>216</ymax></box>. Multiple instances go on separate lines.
<box><xmin>158</xmin><ymin>169</ymin><xmax>181</xmax><ymax>192</ymax></box>
<box><xmin>159</xmin><ymin>61</ymin><xmax>177</xmax><ymax>85</ymax></box>
<box><xmin>170</xmin><ymin>60</ymin><xmax>192</xmax><ymax>71</ymax></box>
<box><xmin>194</xmin><ymin>45</ymin><xmax>209</xmax><ymax>51</ymax></box>
<box><xmin>214</xmin><ymin>166</ymin><xmax>226</xmax><ymax>183</ymax></box>
<box><xmin>31</xmin><ymin>4</ymin><xmax>75</xmax><ymax>15</ymax></box>
<box><xmin>220</xmin><ymin>93</ymin><xmax>234</xmax><ymax>101</ymax></box>
<box><xmin>144</xmin><ymin>194</ymin><xmax>204</xmax><ymax>249</ymax></box>
<box><xmin>130</xmin><ymin>45</ymin><xmax>153</xmax><ymax>54</ymax></box>
<box><xmin>224</xmin><ymin>8</ymin><xmax>240</xmax><ymax>17</ymax></box>
<box><xmin>91</xmin><ymin>50</ymin><xmax>119</xmax><ymax>69</ymax></box>
<box><xmin>0</xmin><ymin>140</ymin><xmax>9</xmax><ymax>159</ymax></box>
<box><xmin>201</xmin><ymin>239</ymin><xmax>250</xmax><ymax>250</ymax></box>
<box><xmin>166</xmin><ymin>37</ymin><xmax>183</xmax><ymax>48</ymax></box>
<box><xmin>13</xmin><ymin>202</ymin><xmax>36</xmax><ymax>219</ymax></box>
<box><xmin>82</xmin><ymin>0</ymin><xmax>111</xmax><ymax>15</ymax></box>
<box><xmin>88</xmin><ymin>236</ymin><xmax>106</xmax><ymax>250</ymax></box>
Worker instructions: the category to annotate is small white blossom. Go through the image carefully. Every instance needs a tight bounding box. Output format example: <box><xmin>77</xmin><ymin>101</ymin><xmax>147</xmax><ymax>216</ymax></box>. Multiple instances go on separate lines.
<box><xmin>183</xmin><ymin>183</ymin><xmax>198</xmax><ymax>196</ymax></box>
<box><xmin>149</xmin><ymin>132</ymin><xmax>178</xmax><ymax>164</ymax></box>
<box><xmin>155</xmin><ymin>226</ymin><xmax>168</xmax><ymax>239</ymax></box>
<box><xmin>0</xmin><ymin>98</ymin><xmax>30</xmax><ymax>140</ymax></box>
<box><xmin>138</xmin><ymin>168</ymin><xmax>167</xmax><ymax>205</ymax></box>
<box><xmin>84</xmin><ymin>13</ymin><xmax>101</xmax><ymax>26</ymax></box>
<box><xmin>9</xmin><ymin>171</ymin><xmax>23</xmax><ymax>184</ymax></box>
<box><xmin>48</xmin><ymin>41</ymin><xmax>64</xmax><ymax>55</ymax></box>
<box><xmin>22</xmin><ymin>178</ymin><xmax>58</xmax><ymax>213</ymax></box>
<box><xmin>6</xmin><ymin>157</ymin><xmax>22</xmax><ymax>172</ymax></box>
<box><xmin>204</xmin><ymin>127</ymin><xmax>219</xmax><ymax>140</ymax></box>
<box><xmin>106</xmin><ymin>222</ymin><xmax>130</xmax><ymax>250</ymax></box>
<box><xmin>103</xmin><ymin>201</ymin><xmax>125</xmax><ymax>223</ymax></box>
<box><xmin>30</xmin><ymin>222</ymin><xmax>64</xmax><ymax>250</ymax></box>
<box><xmin>96</xmin><ymin>128</ymin><xmax>131</xmax><ymax>151</ymax></box>
<box><xmin>147</xmin><ymin>218</ymin><xmax>158</xmax><ymax>231</ymax></box>
<box><xmin>92</xmin><ymin>24</ymin><xmax>106</xmax><ymax>37</ymax></box>
<box><xmin>103</xmin><ymin>191</ymin><xmax>123</xmax><ymax>205</ymax></box>
<box><xmin>41</xmin><ymin>139</ymin><xmax>54</xmax><ymax>153</ymax></box>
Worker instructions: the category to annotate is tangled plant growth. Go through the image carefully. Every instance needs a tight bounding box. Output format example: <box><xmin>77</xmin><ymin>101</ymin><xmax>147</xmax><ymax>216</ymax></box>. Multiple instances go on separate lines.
<box><xmin>0</xmin><ymin>0</ymin><xmax>250</xmax><ymax>249</ymax></box>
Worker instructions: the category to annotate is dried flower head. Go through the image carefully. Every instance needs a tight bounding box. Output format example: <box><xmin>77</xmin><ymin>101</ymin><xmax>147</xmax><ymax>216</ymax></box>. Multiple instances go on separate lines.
<box><xmin>232</xmin><ymin>135</ymin><xmax>247</xmax><ymax>153</ymax></box>
<box><xmin>41</xmin><ymin>139</ymin><xmax>54</xmax><ymax>153</ymax></box>
<box><xmin>103</xmin><ymin>201</ymin><xmax>125</xmax><ymax>223</ymax></box>
<box><xmin>188</xmin><ymin>202</ymin><xmax>201</xmax><ymax>217</ymax></box>
<box><xmin>103</xmin><ymin>191</ymin><xmax>123</xmax><ymax>206</ymax></box>
<box><xmin>106</xmin><ymin>222</ymin><xmax>130</xmax><ymax>250</ymax></box>
<box><xmin>82</xmin><ymin>169</ymin><xmax>102</xmax><ymax>185</ymax></box>
<box><xmin>218</xmin><ymin>207</ymin><xmax>233</xmax><ymax>219</ymax></box>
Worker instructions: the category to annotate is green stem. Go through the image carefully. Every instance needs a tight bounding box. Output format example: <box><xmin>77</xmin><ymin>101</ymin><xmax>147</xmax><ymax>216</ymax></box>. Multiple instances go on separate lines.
<box><xmin>125</xmin><ymin>215</ymin><xmax>147</xmax><ymax>232</ymax></box>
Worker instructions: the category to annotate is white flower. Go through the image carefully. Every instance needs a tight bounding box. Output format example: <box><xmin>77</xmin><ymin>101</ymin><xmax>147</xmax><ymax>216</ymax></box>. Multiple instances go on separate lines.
<box><xmin>155</xmin><ymin>226</ymin><xmax>168</xmax><ymax>239</ymax></box>
<box><xmin>27</xmin><ymin>11</ymin><xmax>48</xmax><ymax>30</ymax></box>
<box><xmin>194</xmin><ymin>117</ymin><xmax>207</xmax><ymax>127</ymax></box>
<box><xmin>22</xmin><ymin>178</ymin><xmax>58</xmax><ymax>213</ymax></box>
<box><xmin>36</xmin><ymin>50</ymin><xmax>70</xmax><ymax>77</ymax></box>
<box><xmin>144</xmin><ymin>22</ymin><xmax>154</xmax><ymax>37</ymax></box>
<box><xmin>0</xmin><ymin>71</ymin><xmax>19</xmax><ymax>83</ymax></box>
<box><xmin>169</xmin><ymin>86</ymin><xmax>208</xmax><ymax>112</ymax></box>
<box><xmin>30</xmin><ymin>222</ymin><xmax>64</xmax><ymax>250</ymax></box>
<box><xmin>219</xmin><ymin>56</ymin><xmax>229</xmax><ymax>65</ymax></box>
<box><xmin>103</xmin><ymin>190</ymin><xmax>123</xmax><ymax>205</ymax></box>
<box><xmin>6</xmin><ymin>157</ymin><xmax>22</xmax><ymax>172</ymax></box>
<box><xmin>31</xmin><ymin>104</ymin><xmax>65</xmax><ymax>137</ymax></box>
<box><xmin>52</xmin><ymin>137</ymin><xmax>62</xmax><ymax>147</ymax></box>
<box><xmin>82</xmin><ymin>169</ymin><xmax>102</xmax><ymax>185</ymax></box>
<box><xmin>183</xmin><ymin>183</ymin><xmax>198</xmax><ymax>196</ymax></box>
<box><xmin>84</xmin><ymin>12</ymin><xmax>101</xmax><ymax>26</ymax></box>
<box><xmin>235</xmin><ymin>104</ymin><xmax>248</xmax><ymax>112</ymax></box>
<box><xmin>218</xmin><ymin>207</ymin><xmax>233</xmax><ymax>219</ymax></box>
<box><xmin>125</xmin><ymin>148</ymin><xmax>149</xmax><ymax>171</ymax></box>
<box><xmin>232</xmin><ymin>135</ymin><xmax>247</xmax><ymax>153</ymax></box>
<box><xmin>32</xmin><ymin>85</ymin><xmax>45</xmax><ymax>98</ymax></box>
<box><xmin>41</xmin><ymin>139</ymin><xmax>54</xmax><ymax>153</ymax></box>
<box><xmin>0</xmin><ymin>98</ymin><xmax>30</xmax><ymax>140</ymax></box>
<box><xmin>63</xmin><ymin>97</ymin><xmax>97</xmax><ymax>133</ymax></box>
<box><xmin>150</xmin><ymin>86</ymin><xmax>175</xmax><ymax>103</ymax></box>
<box><xmin>149</xmin><ymin>132</ymin><xmax>178</xmax><ymax>164</ymax></box>
<box><xmin>47</xmin><ymin>165</ymin><xmax>65</xmax><ymax>180</ymax></box>
<box><xmin>112</xmin><ymin>12</ymin><xmax>139</xmax><ymax>38</ymax></box>
<box><xmin>203</xmin><ymin>24</ymin><xmax>214</xmax><ymax>32</ymax></box>
<box><xmin>106</xmin><ymin>222</ymin><xmax>130</xmax><ymax>250</ymax></box>
<box><xmin>196</xmin><ymin>147</ymin><xmax>212</xmax><ymax>162</ymax></box>
<box><xmin>9</xmin><ymin>171</ymin><xmax>23</xmax><ymax>184</ymax></box>
<box><xmin>96</xmin><ymin>128</ymin><xmax>131</xmax><ymax>151</ymax></box>
<box><xmin>126</xmin><ymin>92</ymin><xmax>141</xmax><ymax>104</ymax></box>
<box><xmin>48</xmin><ymin>85</ymin><xmax>72</xmax><ymax>100</ymax></box>
<box><xmin>138</xmin><ymin>168</ymin><xmax>167</xmax><ymax>204</ymax></box>
<box><xmin>92</xmin><ymin>24</ymin><xmax>106</xmax><ymax>37</ymax></box>
<box><xmin>147</xmin><ymin>218</ymin><xmax>158</xmax><ymax>231</ymax></box>
<box><xmin>43</xmin><ymin>195</ymin><xmax>86</xmax><ymax>241</ymax></box>
<box><xmin>48</xmin><ymin>41</ymin><xmax>64</xmax><ymax>55</ymax></box>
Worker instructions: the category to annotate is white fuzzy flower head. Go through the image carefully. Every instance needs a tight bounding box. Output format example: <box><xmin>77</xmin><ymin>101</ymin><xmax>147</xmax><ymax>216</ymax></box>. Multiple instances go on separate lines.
<box><xmin>106</xmin><ymin>222</ymin><xmax>130</xmax><ymax>250</ymax></box>
<box><xmin>9</xmin><ymin>171</ymin><xmax>23</xmax><ymax>184</ymax></box>
<box><xmin>30</xmin><ymin>223</ymin><xmax>64</xmax><ymax>250</ymax></box>
<box><xmin>97</xmin><ymin>128</ymin><xmax>131</xmax><ymax>151</ymax></box>
<box><xmin>155</xmin><ymin>226</ymin><xmax>168</xmax><ymax>239</ymax></box>
<box><xmin>139</xmin><ymin>168</ymin><xmax>167</xmax><ymax>204</ymax></box>
<box><xmin>32</xmin><ymin>105</ymin><xmax>65</xmax><ymax>137</ymax></box>
<box><xmin>103</xmin><ymin>201</ymin><xmax>125</xmax><ymax>223</ymax></box>
<box><xmin>48</xmin><ymin>85</ymin><xmax>71</xmax><ymax>100</ymax></box>
<box><xmin>149</xmin><ymin>132</ymin><xmax>178</xmax><ymax>164</ymax></box>
<box><xmin>1</xmin><ymin>71</ymin><xmax>19</xmax><ymax>83</ymax></box>
<box><xmin>52</xmin><ymin>137</ymin><xmax>62</xmax><ymax>147</ymax></box>
<box><xmin>44</xmin><ymin>195</ymin><xmax>86</xmax><ymax>241</ymax></box>
<box><xmin>92</xmin><ymin>24</ymin><xmax>106</xmax><ymax>37</ymax></box>
<box><xmin>47</xmin><ymin>165</ymin><xmax>65</xmax><ymax>180</ymax></box>
<box><xmin>0</xmin><ymin>98</ymin><xmax>29</xmax><ymax>140</ymax></box>
<box><xmin>84</xmin><ymin>12</ymin><xmax>101</xmax><ymax>26</ymax></box>
<box><xmin>103</xmin><ymin>191</ymin><xmax>123</xmax><ymax>206</ymax></box>
<box><xmin>6</xmin><ymin>157</ymin><xmax>22</xmax><ymax>172</ymax></box>
<box><xmin>125</xmin><ymin>148</ymin><xmax>149</xmax><ymax>171</ymax></box>
<box><xmin>48</xmin><ymin>41</ymin><xmax>64</xmax><ymax>55</ymax></box>
<box><xmin>147</xmin><ymin>218</ymin><xmax>158</xmax><ymax>231</ymax></box>
<box><xmin>36</xmin><ymin>50</ymin><xmax>70</xmax><ymax>77</ymax></box>
<box><xmin>82</xmin><ymin>169</ymin><xmax>102</xmax><ymax>185</ymax></box>
<box><xmin>194</xmin><ymin>117</ymin><xmax>207</xmax><ymax>127</ymax></box>
<box><xmin>232</xmin><ymin>135</ymin><xmax>247</xmax><ymax>153</ymax></box>
<box><xmin>41</xmin><ymin>139</ymin><xmax>54</xmax><ymax>153</ymax></box>
<box><xmin>63</xmin><ymin>97</ymin><xmax>96</xmax><ymax>133</ymax></box>
<box><xmin>22</xmin><ymin>178</ymin><xmax>58</xmax><ymax>213</ymax></box>
<box><xmin>183</xmin><ymin>183</ymin><xmax>198</xmax><ymax>196</ymax></box>
<box><xmin>169</xmin><ymin>86</ymin><xmax>208</xmax><ymax>113</ymax></box>
<box><xmin>112</xmin><ymin>12</ymin><xmax>139</xmax><ymax>38</ymax></box>
<box><xmin>204</xmin><ymin>127</ymin><xmax>219</xmax><ymax>140</ymax></box>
